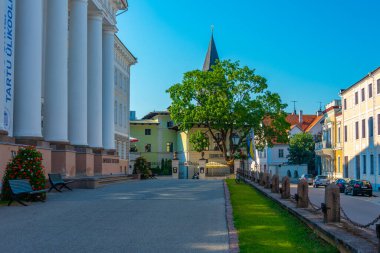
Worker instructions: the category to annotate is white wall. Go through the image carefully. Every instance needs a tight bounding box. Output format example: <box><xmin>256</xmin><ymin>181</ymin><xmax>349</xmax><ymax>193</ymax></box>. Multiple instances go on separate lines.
<box><xmin>269</xmin><ymin>164</ymin><xmax>308</xmax><ymax>180</ymax></box>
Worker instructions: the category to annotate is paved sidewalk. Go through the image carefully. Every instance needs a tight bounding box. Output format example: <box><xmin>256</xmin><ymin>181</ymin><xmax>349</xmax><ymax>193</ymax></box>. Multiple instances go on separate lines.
<box><xmin>0</xmin><ymin>179</ymin><xmax>229</xmax><ymax>253</ymax></box>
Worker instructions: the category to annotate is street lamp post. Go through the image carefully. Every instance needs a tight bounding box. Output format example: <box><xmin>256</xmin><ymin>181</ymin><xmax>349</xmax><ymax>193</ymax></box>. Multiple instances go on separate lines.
<box><xmin>231</xmin><ymin>133</ymin><xmax>240</xmax><ymax>175</ymax></box>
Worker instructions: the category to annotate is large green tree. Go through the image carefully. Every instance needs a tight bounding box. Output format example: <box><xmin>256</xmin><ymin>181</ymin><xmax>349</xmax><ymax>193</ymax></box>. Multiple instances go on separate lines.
<box><xmin>189</xmin><ymin>130</ymin><xmax>209</xmax><ymax>154</ymax></box>
<box><xmin>287</xmin><ymin>133</ymin><xmax>315</xmax><ymax>166</ymax></box>
<box><xmin>167</xmin><ymin>60</ymin><xmax>289</xmax><ymax>162</ymax></box>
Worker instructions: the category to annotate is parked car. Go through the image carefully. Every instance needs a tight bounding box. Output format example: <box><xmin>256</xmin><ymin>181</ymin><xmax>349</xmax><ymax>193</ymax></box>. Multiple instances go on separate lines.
<box><xmin>344</xmin><ymin>179</ymin><xmax>373</xmax><ymax>197</ymax></box>
<box><xmin>335</xmin><ymin>178</ymin><xmax>350</xmax><ymax>193</ymax></box>
<box><xmin>299</xmin><ymin>174</ymin><xmax>314</xmax><ymax>185</ymax></box>
<box><xmin>313</xmin><ymin>175</ymin><xmax>330</xmax><ymax>188</ymax></box>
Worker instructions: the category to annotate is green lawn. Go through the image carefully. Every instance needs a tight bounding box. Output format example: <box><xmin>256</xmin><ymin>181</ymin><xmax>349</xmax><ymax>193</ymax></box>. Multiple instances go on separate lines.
<box><xmin>226</xmin><ymin>179</ymin><xmax>338</xmax><ymax>253</ymax></box>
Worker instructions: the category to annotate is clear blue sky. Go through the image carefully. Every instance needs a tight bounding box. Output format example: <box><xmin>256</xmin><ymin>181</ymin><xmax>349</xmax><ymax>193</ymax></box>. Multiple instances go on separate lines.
<box><xmin>116</xmin><ymin>0</ymin><xmax>380</xmax><ymax>119</ymax></box>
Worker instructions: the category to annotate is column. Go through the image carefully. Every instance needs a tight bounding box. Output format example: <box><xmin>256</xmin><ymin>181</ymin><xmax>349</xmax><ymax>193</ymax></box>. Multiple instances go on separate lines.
<box><xmin>68</xmin><ymin>0</ymin><xmax>88</xmax><ymax>146</ymax></box>
<box><xmin>44</xmin><ymin>0</ymin><xmax>69</xmax><ymax>142</ymax></box>
<box><xmin>102</xmin><ymin>26</ymin><xmax>116</xmax><ymax>150</ymax></box>
<box><xmin>13</xmin><ymin>0</ymin><xmax>43</xmax><ymax>138</ymax></box>
<box><xmin>87</xmin><ymin>11</ymin><xmax>103</xmax><ymax>148</ymax></box>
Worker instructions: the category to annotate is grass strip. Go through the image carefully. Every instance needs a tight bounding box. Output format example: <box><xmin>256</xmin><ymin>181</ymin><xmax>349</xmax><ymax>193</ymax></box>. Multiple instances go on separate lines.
<box><xmin>226</xmin><ymin>179</ymin><xmax>338</xmax><ymax>253</ymax></box>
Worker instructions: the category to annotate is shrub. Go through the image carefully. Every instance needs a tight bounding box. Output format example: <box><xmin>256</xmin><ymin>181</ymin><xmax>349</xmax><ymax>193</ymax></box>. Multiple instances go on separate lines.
<box><xmin>133</xmin><ymin>157</ymin><xmax>149</xmax><ymax>179</ymax></box>
<box><xmin>1</xmin><ymin>146</ymin><xmax>46</xmax><ymax>200</ymax></box>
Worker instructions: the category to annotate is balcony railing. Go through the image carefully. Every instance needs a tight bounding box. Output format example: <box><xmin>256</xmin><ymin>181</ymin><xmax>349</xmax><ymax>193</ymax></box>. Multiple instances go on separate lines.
<box><xmin>315</xmin><ymin>141</ymin><xmax>332</xmax><ymax>150</ymax></box>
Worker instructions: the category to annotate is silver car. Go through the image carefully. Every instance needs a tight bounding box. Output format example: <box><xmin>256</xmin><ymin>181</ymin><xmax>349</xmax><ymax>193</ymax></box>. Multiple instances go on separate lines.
<box><xmin>299</xmin><ymin>174</ymin><xmax>314</xmax><ymax>185</ymax></box>
<box><xmin>313</xmin><ymin>175</ymin><xmax>330</xmax><ymax>188</ymax></box>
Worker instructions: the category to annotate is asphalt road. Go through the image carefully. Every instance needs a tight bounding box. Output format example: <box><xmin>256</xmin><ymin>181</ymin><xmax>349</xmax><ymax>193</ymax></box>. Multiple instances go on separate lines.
<box><xmin>0</xmin><ymin>179</ymin><xmax>229</xmax><ymax>253</ymax></box>
<box><xmin>290</xmin><ymin>183</ymin><xmax>380</xmax><ymax>230</ymax></box>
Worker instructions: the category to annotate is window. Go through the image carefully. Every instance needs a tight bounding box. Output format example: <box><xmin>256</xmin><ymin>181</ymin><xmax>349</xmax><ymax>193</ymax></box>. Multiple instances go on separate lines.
<box><xmin>114</xmin><ymin>70</ymin><xmax>118</xmax><ymax>86</ymax></box>
<box><xmin>355</xmin><ymin>92</ymin><xmax>358</xmax><ymax>104</ymax></box>
<box><xmin>278</xmin><ymin>149</ymin><xmax>284</xmax><ymax>158</ymax></box>
<box><xmin>361</xmin><ymin>88</ymin><xmax>365</xmax><ymax>101</ymax></box>
<box><xmin>145</xmin><ymin>144</ymin><xmax>151</xmax><ymax>152</ymax></box>
<box><xmin>119</xmin><ymin>104</ymin><xmax>122</xmax><ymax>126</ymax></box>
<box><xmin>355</xmin><ymin>121</ymin><xmax>359</xmax><ymax>139</ymax></box>
<box><xmin>362</xmin><ymin>119</ymin><xmax>365</xmax><ymax>138</ymax></box>
<box><xmin>363</xmin><ymin>155</ymin><xmax>366</xmax><ymax>174</ymax></box>
<box><xmin>369</xmin><ymin>83</ymin><xmax>373</xmax><ymax>98</ymax></box>
<box><xmin>124</xmin><ymin>106</ymin><xmax>127</xmax><ymax>127</ymax></box>
<box><xmin>145</xmin><ymin>129</ymin><xmax>151</xmax><ymax>135</ymax></box>
<box><xmin>166</xmin><ymin>142</ymin><xmax>173</xmax><ymax>152</ymax></box>
<box><xmin>344</xmin><ymin>125</ymin><xmax>347</xmax><ymax>142</ymax></box>
<box><xmin>338</xmin><ymin>126</ymin><xmax>341</xmax><ymax>143</ymax></box>
<box><xmin>377</xmin><ymin>79</ymin><xmax>380</xmax><ymax>94</ymax></box>
<box><xmin>369</xmin><ymin>117</ymin><xmax>374</xmax><ymax>137</ymax></box>
<box><xmin>370</xmin><ymin>154</ymin><xmax>374</xmax><ymax>175</ymax></box>
<box><xmin>338</xmin><ymin>156</ymin><xmax>341</xmax><ymax>173</ymax></box>
<box><xmin>343</xmin><ymin>99</ymin><xmax>347</xmax><ymax>110</ymax></box>
<box><xmin>114</xmin><ymin>101</ymin><xmax>117</xmax><ymax>124</ymax></box>
<box><xmin>344</xmin><ymin>156</ymin><xmax>349</xmax><ymax>178</ymax></box>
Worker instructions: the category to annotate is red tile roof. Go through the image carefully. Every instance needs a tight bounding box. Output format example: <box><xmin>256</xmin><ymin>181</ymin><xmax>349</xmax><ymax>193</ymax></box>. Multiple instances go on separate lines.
<box><xmin>286</xmin><ymin>114</ymin><xmax>318</xmax><ymax>132</ymax></box>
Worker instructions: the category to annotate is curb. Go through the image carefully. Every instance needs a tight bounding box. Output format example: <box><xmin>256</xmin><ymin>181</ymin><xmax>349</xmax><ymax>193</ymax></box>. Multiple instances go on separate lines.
<box><xmin>244</xmin><ymin>178</ymin><xmax>377</xmax><ymax>253</ymax></box>
<box><xmin>223</xmin><ymin>181</ymin><xmax>239</xmax><ymax>253</ymax></box>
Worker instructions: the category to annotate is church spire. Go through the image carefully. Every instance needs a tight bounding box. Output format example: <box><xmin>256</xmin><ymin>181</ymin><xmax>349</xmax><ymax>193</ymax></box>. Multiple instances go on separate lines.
<box><xmin>202</xmin><ymin>27</ymin><xmax>219</xmax><ymax>71</ymax></box>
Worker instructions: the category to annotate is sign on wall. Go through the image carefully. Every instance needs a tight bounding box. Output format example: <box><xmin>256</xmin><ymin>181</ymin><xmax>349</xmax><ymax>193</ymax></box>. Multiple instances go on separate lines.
<box><xmin>1</xmin><ymin>0</ymin><xmax>15</xmax><ymax>136</ymax></box>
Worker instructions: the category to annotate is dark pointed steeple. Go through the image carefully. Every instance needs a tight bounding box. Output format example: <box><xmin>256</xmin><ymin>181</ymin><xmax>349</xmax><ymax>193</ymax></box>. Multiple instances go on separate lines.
<box><xmin>202</xmin><ymin>29</ymin><xmax>219</xmax><ymax>72</ymax></box>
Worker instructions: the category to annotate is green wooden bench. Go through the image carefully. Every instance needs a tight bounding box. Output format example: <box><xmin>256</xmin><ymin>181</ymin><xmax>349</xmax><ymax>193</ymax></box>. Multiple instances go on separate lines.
<box><xmin>48</xmin><ymin>173</ymin><xmax>74</xmax><ymax>192</ymax></box>
<box><xmin>8</xmin><ymin>179</ymin><xmax>48</xmax><ymax>206</ymax></box>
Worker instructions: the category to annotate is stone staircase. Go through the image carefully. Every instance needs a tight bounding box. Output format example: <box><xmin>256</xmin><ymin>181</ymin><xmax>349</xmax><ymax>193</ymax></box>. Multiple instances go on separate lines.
<box><xmin>66</xmin><ymin>174</ymin><xmax>138</xmax><ymax>189</ymax></box>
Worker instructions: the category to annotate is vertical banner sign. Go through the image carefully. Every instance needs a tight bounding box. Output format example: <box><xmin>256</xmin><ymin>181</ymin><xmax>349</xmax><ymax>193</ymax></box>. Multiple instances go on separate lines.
<box><xmin>3</xmin><ymin>0</ymin><xmax>15</xmax><ymax>136</ymax></box>
<box><xmin>0</xmin><ymin>1</ymin><xmax>5</xmax><ymax>133</ymax></box>
<box><xmin>247</xmin><ymin>128</ymin><xmax>256</xmax><ymax>162</ymax></box>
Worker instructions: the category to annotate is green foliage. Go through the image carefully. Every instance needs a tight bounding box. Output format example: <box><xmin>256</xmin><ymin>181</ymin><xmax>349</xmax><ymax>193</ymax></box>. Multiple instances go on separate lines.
<box><xmin>150</xmin><ymin>159</ymin><xmax>172</xmax><ymax>176</ymax></box>
<box><xmin>189</xmin><ymin>130</ymin><xmax>209</xmax><ymax>153</ymax></box>
<box><xmin>226</xmin><ymin>179</ymin><xmax>338</xmax><ymax>253</ymax></box>
<box><xmin>2</xmin><ymin>146</ymin><xmax>46</xmax><ymax>201</ymax></box>
<box><xmin>167</xmin><ymin>60</ymin><xmax>289</xmax><ymax>161</ymax></box>
<box><xmin>133</xmin><ymin>157</ymin><xmax>150</xmax><ymax>179</ymax></box>
<box><xmin>287</xmin><ymin>133</ymin><xmax>315</xmax><ymax>166</ymax></box>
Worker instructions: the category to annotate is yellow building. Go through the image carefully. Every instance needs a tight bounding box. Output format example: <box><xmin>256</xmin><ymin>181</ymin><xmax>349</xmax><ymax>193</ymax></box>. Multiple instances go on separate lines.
<box><xmin>315</xmin><ymin>100</ymin><xmax>343</xmax><ymax>179</ymax></box>
<box><xmin>130</xmin><ymin>111</ymin><xmax>177</xmax><ymax>167</ymax></box>
<box><xmin>340</xmin><ymin>67</ymin><xmax>380</xmax><ymax>189</ymax></box>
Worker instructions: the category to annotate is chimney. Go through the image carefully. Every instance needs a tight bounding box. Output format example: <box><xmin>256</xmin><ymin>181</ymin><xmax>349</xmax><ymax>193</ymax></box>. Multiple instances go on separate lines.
<box><xmin>316</xmin><ymin>110</ymin><xmax>323</xmax><ymax>116</ymax></box>
<box><xmin>299</xmin><ymin>110</ymin><xmax>303</xmax><ymax>123</ymax></box>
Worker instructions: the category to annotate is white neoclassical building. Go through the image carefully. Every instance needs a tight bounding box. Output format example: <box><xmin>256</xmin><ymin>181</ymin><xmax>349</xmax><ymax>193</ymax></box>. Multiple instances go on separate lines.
<box><xmin>114</xmin><ymin>35</ymin><xmax>137</xmax><ymax>164</ymax></box>
<box><xmin>0</xmin><ymin>0</ymin><xmax>135</xmax><ymax>178</ymax></box>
